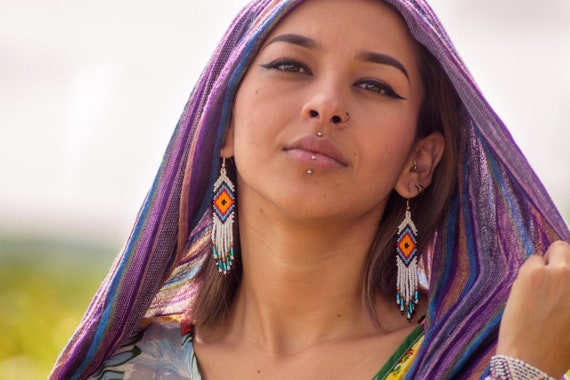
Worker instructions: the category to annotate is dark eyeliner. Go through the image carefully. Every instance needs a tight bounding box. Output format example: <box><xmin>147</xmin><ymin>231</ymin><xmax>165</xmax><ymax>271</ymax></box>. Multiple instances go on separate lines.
<box><xmin>259</xmin><ymin>59</ymin><xmax>312</xmax><ymax>74</ymax></box>
<box><xmin>356</xmin><ymin>79</ymin><xmax>406</xmax><ymax>100</ymax></box>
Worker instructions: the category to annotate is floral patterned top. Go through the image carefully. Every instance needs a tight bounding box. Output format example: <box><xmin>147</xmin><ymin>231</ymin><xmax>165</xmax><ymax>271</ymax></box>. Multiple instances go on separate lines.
<box><xmin>91</xmin><ymin>319</ymin><xmax>424</xmax><ymax>379</ymax></box>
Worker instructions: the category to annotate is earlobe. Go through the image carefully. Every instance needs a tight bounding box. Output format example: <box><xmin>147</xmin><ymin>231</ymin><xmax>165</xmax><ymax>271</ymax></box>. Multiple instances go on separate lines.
<box><xmin>394</xmin><ymin>132</ymin><xmax>445</xmax><ymax>198</ymax></box>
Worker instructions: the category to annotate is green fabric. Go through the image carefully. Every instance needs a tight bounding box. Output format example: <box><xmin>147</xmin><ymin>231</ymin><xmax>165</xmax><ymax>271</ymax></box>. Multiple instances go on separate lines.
<box><xmin>373</xmin><ymin>324</ymin><xmax>424</xmax><ymax>380</ymax></box>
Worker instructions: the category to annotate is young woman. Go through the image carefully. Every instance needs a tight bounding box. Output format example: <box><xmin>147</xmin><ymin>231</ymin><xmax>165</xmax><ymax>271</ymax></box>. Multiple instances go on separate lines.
<box><xmin>51</xmin><ymin>0</ymin><xmax>570</xmax><ymax>379</ymax></box>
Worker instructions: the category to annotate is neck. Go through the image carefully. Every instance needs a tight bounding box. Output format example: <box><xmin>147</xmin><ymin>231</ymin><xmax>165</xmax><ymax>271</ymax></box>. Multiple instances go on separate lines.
<box><xmin>220</xmin><ymin>191</ymin><xmax>387</xmax><ymax>355</ymax></box>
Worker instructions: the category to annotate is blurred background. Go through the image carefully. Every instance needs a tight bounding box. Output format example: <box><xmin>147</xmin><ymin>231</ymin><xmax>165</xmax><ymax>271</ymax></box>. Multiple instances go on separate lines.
<box><xmin>1</xmin><ymin>0</ymin><xmax>568</xmax><ymax>378</ymax></box>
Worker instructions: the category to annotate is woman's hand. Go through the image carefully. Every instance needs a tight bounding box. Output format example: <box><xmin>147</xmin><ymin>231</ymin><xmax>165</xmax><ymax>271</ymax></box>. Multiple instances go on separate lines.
<box><xmin>496</xmin><ymin>240</ymin><xmax>570</xmax><ymax>378</ymax></box>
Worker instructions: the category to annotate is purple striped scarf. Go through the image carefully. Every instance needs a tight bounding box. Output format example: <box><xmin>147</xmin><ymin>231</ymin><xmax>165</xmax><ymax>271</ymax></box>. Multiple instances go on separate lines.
<box><xmin>50</xmin><ymin>1</ymin><xmax>569</xmax><ymax>379</ymax></box>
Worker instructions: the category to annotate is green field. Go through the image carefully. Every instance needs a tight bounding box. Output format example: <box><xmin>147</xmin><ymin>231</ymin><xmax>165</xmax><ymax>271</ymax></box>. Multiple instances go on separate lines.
<box><xmin>2</xmin><ymin>231</ymin><xmax>569</xmax><ymax>379</ymax></box>
<box><xmin>0</xmin><ymin>235</ymin><xmax>115</xmax><ymax>379</ymax></box>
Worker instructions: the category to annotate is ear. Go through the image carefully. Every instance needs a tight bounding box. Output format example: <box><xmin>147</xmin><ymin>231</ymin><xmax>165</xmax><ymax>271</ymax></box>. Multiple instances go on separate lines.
<box><xmin>219</xmin><ymin>122</ymin><xmax>235</xmax><ymax>158</ymax></box>
<box><xmin>394</xmin><ymin>132</ymin><xmax>445</xmax><ymax>198</ymax></box>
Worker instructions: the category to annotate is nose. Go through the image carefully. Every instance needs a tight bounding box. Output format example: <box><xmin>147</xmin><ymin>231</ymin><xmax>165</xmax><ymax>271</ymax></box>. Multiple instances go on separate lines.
<box><xmin>302</xmin><ymin>80</ymin><xmax>350</xmax><ymax>127</ymax></box>
<box><xmin>309</xmin><ymin>110</ymin><xmax>350</xmax><ymax>124</ymax></box>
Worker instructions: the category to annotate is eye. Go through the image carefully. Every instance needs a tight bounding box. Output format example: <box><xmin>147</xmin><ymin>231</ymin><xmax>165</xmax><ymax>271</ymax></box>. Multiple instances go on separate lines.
<box><xmin>260</xmin><ymin>59</ymin><xmax>312</xmax><ymax>75</ymax></box>
<box><xmin>355</xmin><ymin>79</ymin><xmax>405</xmax><ymax>100</ymax></box>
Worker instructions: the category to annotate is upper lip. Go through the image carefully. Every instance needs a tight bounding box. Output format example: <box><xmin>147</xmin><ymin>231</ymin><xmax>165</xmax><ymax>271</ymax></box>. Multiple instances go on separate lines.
<box><xmin>284</xmin><ymin>135</ymin><xmax>349</xmax><ymax>166</ymax></box>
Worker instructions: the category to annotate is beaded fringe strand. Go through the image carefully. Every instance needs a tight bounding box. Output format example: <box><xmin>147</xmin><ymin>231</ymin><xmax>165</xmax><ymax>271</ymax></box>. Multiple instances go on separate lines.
<box><xmin>212</xmin><ymin>158</ymin><xmax>236</xmax><ymax>274</ymax></box>
<box><xmin>396</xmin><ymin>199</ymin><xmax>419</xmax><ymax>320</ymax></box>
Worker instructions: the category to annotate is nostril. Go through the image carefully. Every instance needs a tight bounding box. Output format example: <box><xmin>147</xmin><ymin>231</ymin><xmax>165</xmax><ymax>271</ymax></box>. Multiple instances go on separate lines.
<box><xmin>310</xmin><ymin>110</ymin><xmax>319</xmax><ymax>118</ymax></box>
<box><xmin>332</xmin><ymin>115</ymin><xmax>341</xmax><ymax>124</ymax></box>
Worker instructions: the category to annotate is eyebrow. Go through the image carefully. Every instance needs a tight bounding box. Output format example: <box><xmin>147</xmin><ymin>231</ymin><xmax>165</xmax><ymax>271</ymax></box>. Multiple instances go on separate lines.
<box><xmin>265</xmin><ymin>33</ymin><xmax>321</xmax><ymax>49</ymax></box>
<box><xmin>356</xmin><ymin>51</ymin><xmax>409</xmax><ymax>81</ymax></box>
<box><xmin>265</xmin><ymin>33</ymin><xmax>409</xmax><ymax>81</ymax></box>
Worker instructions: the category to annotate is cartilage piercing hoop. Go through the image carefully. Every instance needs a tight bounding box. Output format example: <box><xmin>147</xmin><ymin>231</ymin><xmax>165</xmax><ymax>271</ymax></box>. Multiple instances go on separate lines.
<box><xmin>415</xmin><ymin>184</ymin><xmax>425</xmax><ymax>195</ymax></box>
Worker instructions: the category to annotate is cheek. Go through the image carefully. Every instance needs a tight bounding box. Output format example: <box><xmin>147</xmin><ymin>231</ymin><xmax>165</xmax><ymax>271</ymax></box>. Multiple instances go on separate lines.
<box><xmin>232</xmin><ymin>84</ymin><xmax>282</xmax><ymax>165</ymax></box>
<box><xmin>354</xmin><ymin>111</ymin><xmax>418</xmax><ymax>181</ymax></box>
<box><xmin>232</xmin><ymin>83</ymin><xmax>296</xmax><ymax>152</ymax></box>
<box><xmin>360</xmin><ymin>109</ymin><xmax>418</xmax><ymax>154</ymax></box>
<box><xmin>232</xmin><ymin>85</ymin><xmax>263</xmax><ymax>149</ymax></box>
<box><xmin>232</xmin><ymin>83</ymin><xmax>256</xmax><ymax>132</ymax></box>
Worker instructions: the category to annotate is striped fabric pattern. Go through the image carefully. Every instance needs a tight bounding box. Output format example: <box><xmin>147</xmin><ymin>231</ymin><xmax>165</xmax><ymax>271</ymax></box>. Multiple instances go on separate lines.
<box><xmin>50</xmin><ymin>1</ymin><xmax>569</xmax><ymax>379</ymax></box>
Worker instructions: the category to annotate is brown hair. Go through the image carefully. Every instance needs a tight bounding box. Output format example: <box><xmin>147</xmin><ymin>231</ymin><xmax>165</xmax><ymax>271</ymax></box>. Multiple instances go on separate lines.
<box><xmin>190</xmin><ymin>43</ymin><xmax>463</xmax><ymax>331</ymax></box>
<box><xmin>363</xmin><ymin>44</ymin><xmax>462</xmax><ymax>320</ymax></box>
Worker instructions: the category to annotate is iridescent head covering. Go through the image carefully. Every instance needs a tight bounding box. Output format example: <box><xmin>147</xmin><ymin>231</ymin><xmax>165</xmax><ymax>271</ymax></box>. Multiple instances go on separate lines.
<box><xmin>51</xmin><ymin>1</ymin><xmax>569</xmax><ymax>379</ymax></box>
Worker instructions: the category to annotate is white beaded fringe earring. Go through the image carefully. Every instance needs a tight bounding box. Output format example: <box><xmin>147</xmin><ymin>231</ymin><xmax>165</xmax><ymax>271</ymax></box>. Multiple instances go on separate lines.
<box><xmin>396</xmin><ymin>198</ymin><xmax>419</xmax><ymax>321</ymax></box>
<box><xmin>211</xmin><ymin>158</ymin><xmax>236</xmax><ymax>275</ymax></box>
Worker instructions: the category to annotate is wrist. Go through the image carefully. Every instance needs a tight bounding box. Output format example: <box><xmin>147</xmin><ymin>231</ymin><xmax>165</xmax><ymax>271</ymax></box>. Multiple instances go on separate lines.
<box><xmin>488</xmin><ymin>355</ymin><xmax>556</xmax><ymax>380</ymax></box>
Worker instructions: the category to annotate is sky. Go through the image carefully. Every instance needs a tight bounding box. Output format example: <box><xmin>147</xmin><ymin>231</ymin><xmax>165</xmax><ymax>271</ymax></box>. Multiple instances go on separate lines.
<box><xmin>1</xmin><ymin>0</ymin><xmax>569</xmax><ymax>246</ymax></box>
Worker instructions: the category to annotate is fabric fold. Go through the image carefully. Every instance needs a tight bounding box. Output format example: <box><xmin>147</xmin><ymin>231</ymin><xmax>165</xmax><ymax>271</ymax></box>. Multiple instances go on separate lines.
<box><xmin>50</xmin><ymin>1</ymin><xmax>569</xmax><ymax>379</ymax></box>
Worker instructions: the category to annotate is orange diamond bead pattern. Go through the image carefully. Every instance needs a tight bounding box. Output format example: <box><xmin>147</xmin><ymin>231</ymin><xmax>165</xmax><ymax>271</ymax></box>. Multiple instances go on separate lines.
<box><xmin>396</xmin><ymin>226</ymin><xmax>417</xmax><ymax>265</ymax></box>
<box><xmin>213</xmin><ymin>184</ymin><xmax>235</xmax><ymax>222</ymax></box>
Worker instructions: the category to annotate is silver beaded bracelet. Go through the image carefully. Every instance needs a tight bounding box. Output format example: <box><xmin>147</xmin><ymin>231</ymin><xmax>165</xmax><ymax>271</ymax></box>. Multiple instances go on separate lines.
<box><xmin>488</xmin><ymin>355</ymin><xmax>556</xmax><ymax>380</ymax></box>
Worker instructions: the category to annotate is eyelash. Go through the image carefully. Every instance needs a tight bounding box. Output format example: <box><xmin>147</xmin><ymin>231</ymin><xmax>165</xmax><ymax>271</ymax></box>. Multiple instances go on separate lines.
<box><xmin>260</xmin><ymin>58</ymin><xmax>405</xmax><ymax>100</ymax></box>
<box><xmin>260</xmin><ymin>59</ymin><xmax>311</xmax><ymax>74</ymax></box>
<box><xmin>354</xmin><ymin>80</ymin><xmax>405</xmax><ymax>100</ymax></box>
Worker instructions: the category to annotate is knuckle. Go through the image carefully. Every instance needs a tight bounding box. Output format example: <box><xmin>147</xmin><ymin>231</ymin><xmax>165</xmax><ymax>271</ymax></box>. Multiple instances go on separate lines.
<box><xmin>516</xmin><ymin>264</ymin><xmax>544</xmax><ymax>284</ymax></box>
<box><xmin>553</xmin><ymin>265</ymin><xmax>570</xmax><ymax>279</ymax></box>
<box><xmin>550</xmin><ymin>240</ymin><xmax>570</xmax><ymax>251</ymax></box>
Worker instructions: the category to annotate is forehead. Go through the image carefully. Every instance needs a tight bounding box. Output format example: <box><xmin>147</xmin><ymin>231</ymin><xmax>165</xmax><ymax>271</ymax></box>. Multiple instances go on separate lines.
<box><xmin>262</xmin><ymin>0</ymin><xmax>419</xmax><ymax>61</ymax></box>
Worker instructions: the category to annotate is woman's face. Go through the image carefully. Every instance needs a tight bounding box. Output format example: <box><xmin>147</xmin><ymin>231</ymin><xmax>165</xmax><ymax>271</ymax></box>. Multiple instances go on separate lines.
<box><xmin>224</xmin><ymin>0</ymin><xmax>425</xmax><ymax>223</ymax></box>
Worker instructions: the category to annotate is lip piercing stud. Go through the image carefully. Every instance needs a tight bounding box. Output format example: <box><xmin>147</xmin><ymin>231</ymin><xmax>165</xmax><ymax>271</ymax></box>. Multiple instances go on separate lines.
<box><xmin>311</xmin><ymin>155</ymin><xmax>316</xmax><ymax>160</ymax></box>
<box><xmin>307</xmin><ymin>169</ymin><xmax>314</xmax><ymax>174</ymax></box>
<box><xmin>316</xmin><ymin>131</ymin><xmax>324</xmax><ymax>137</ymax></box>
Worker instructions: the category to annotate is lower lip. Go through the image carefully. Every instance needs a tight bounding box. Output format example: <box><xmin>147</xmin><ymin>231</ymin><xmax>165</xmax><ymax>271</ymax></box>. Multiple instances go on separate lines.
<box><xmin>285</xmin><ymin>149</ymin><xmax>346</xmax><ymax>169</ymax></box>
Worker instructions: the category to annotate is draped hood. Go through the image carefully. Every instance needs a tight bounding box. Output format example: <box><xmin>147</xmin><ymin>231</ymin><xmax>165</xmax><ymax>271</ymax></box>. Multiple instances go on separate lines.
<box><xmin>51</xmin><ymin>1</ymin><xmax>569</xmax><ymax>379</ymax></box>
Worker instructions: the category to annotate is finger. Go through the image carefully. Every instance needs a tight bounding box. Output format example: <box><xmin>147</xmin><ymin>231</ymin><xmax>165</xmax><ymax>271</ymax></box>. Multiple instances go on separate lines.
<box><xmin>543</xmin><ymin>240</ymin><xmax>570</xmax><ymax>266</ymax></box>
<box><xmin>515</xmin><ymin>255</ymin><xmax>546</xmax><ymax>279</ymax></box>
<box><xmin>522</xmin><ymin>254</ymin><xmax>545</xmax><ymax>268</ymax></box>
